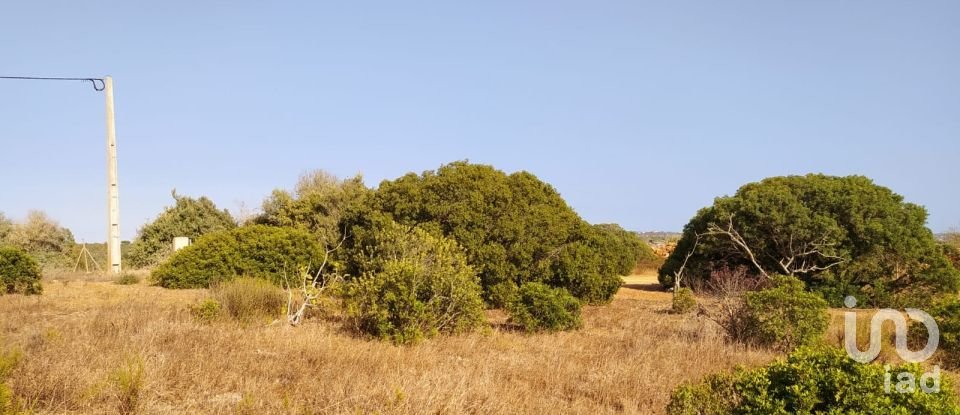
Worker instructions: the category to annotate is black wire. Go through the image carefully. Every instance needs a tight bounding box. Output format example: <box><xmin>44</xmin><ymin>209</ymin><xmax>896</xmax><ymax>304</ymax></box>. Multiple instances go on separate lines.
<box><xmin>0</xmin><ymin>76</ymin><xmax>105</xmax><ymax>91</ymax></box>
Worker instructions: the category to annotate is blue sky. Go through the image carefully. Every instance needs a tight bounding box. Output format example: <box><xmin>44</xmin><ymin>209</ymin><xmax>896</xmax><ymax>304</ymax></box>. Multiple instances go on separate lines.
<box><xmin>1</xmin><ymin>1</ymin><xmax>958</xmax><ymax>242</ymax></box>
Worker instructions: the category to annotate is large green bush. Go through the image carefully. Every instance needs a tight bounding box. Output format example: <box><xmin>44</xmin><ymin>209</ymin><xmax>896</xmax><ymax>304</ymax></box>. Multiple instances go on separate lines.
<box><xmin>659</xmin><ymin>174</ymin><xmax>960</xmax><ymax>307</ymax></box>
<box><xmin>506</xmin><ymin>282</ymin><xmax>583</xmax><ymax>332</ymax></box>
<box><xmin>667</xmin><ymin>346</ymin><xmax>960</xmax><ymax>415</ymax></box>
<box><xmin>0</xmin><ymin>247</ymin><xmax>42</xmax><ymax>295</ymax></box>
<box><xmin>152</xmin><ymin>225</ymin><xmax>325</xmax><ymax>288</ymax></box>
<box><xmin>255</xmin><ymin>170</ymin><xmax>368</xmax><ymax>247</ymax></box>
<box><xmin>343</xmin><ymin>222</ymin><xmax>485</xmax><ymax>344</ymax></box>
<box><xmin>729</xmin><ymin>276</ymin><xmax>829</xmax><ymax>351</ymax></box>
<box><xmin>128</xmin><ymin>192</ymin><xmax>236</xmax><ymax>268</ymax></box>
<box><xmin>346</xmin><ymin>161</ymin><xmax>641</xmax><ymax>305</ymax></box>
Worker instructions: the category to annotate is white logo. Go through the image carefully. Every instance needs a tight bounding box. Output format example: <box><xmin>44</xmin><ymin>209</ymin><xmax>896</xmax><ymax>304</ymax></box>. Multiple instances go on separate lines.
<box><xmin>843</xmin><ymin>296</ymin><xmax>941</xmax><ymax>393</ymax></box>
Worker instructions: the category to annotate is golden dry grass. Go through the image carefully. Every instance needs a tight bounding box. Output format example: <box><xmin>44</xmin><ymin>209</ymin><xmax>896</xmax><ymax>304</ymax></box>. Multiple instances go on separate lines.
<box><xmin>0</xmin><ymin>272</ymin><xmax>952</xmax><ymax>414</ymax></box>
<box><xmin>0</xmin><ymin>272</ymin><xmax>778</xmax><ymax>414</ymax></box>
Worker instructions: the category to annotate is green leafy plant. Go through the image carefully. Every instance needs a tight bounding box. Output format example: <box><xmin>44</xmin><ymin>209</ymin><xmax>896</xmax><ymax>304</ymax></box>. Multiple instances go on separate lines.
<box><xmin>0</xmin><ymin>247</ymin><xmax>42</xmax><ymax>295</ymax></box>
<box><xmin>152</xmin><ymin>225</ymin><xmax>325</xmax><ymax>289</ymax></box>
<box><xmin>659</xmin><ymin>174</ymin><xmax>960</xmax><ymax>307</ymax></box>
<box><xmin>128</xmin><ymin>192</ymin><xmax>236</xmax><ymax>268</ymax></box>
<box><xmin>190</xmin><ymin>298</ymin><xmax>222</xmax><ymax>323</ymax></box>
<box><xmin>726</xmin><ymin>276</ymin><xmax>829</xmax><ymax>351</ymax></box>
<box><xmin>667</xmin><ymin>346</ymin><xmax>960</xmax><ymax>414</ymax></box>
<box><xmin>506</xmin><ymin>282</ymin><xmax>582</xmax><ymax>332</ymax></box>
<box><xmin>343</xmin><ymin>222</ymin><xmax>485</xmax><ymax>344</ymax></box>
<box><xmin>671</xmin><ymin>288</ymin><xmax>697</xmax><ymax>314</ymax></box>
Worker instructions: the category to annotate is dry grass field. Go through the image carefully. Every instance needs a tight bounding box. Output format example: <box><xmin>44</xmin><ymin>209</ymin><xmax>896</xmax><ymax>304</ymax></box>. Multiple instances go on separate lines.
<box><xmin>0</xmin><ymin>272</ymin><xmax>954</xmax><ymax>414</ymax></box>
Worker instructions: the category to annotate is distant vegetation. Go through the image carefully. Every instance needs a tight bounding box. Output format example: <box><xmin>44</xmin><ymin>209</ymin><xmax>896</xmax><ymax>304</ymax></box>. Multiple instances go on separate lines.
<box><xmin>0</xmin><ymin>210</ymin><xmax>75</xmax><ymax>270</ymax></box>
<box><xmin>660</xmin><ymin>174</ymin><xmax>960</xmax><ymax>307</ymax></box>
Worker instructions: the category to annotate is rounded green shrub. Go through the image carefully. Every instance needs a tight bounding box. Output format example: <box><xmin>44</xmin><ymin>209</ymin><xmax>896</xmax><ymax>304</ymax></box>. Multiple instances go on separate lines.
<box><xmin>152</xmin><ymin>225</ymin><xmax>325</xmax><ymax>288</ymax></box>
<box><xmin>343</xmin><ymin>222</ymin><xmax>485</xmax><ymax>344</ymax></box>
<box><xmin>732</xmin><ymin>275</ymin><xmax>829</xmax><ymax>351</ymax></box>
<box><xmin>507</xmin><ymin>282</ymin><xmax>582</xmax><ymax>332</ymax></box>
<box><xmin>0</xmin><ymin>247</ymin><xmax>42</xmax><ymax>295</ymax></box>
<box><xmin>667</xmin><ymin>346</ymin><xmax>960</xmax><ymax>414</ymax></box>
<box><xmin>671</xmin><ymin>288</ymin><xmax>697</xmax><ymax>314</ymax></box>
<box><xmin>345</xmin><ymin>161</ymin><xmax>641</xmax><ymax>306</ymax></box>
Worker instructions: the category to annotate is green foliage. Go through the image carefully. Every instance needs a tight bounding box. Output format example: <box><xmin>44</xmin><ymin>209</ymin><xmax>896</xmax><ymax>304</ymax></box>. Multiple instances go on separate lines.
<box><xmin>128</xmin><ymin>192</ymin><xmax>236</xmax><ymax>268</ymax></box>
<box><xmin>731</xmin><ymin>276</ymin><xmax>829</xmax><ymax>351</ymax></box>
<box><xmin>672</xmin><ymin>287</ymin><xmax>697</xmax><ymax>314</ymax></box>
<box><xmin>211</xmin><ymin>277</ymin><xmax>285</xmax><ymax>322</ymax></box>
<box><xmin>152</xmin><ymin>225</ymin><xmax>325</xmax><ymax>289</ymax></box>
<box><xmin>255</xmin><ymin>170</ymin><xmax>368</xmax><ymax>247</ymax></box>
<box><xmin>506</xmin><ymin>282</ymin><xmax>583</xmax><ymax>332</ymax></box>
<box><xmin>114</xmin><ymin>273</ymin><xmax>140</xmax><ymax>285</ymax></box>
<box><xmin>0</xmin><ymin>247</ymin><xmax>42</xmax><ymax>295</ymax></box>
<box><xmin>346</xmin><ymin>161</ymin><xmax>634</xmax><ymax>305</ymax></box>
<box><xmin>659</xmin><ymin>174</ymin><xmax>960</xmax><ymax>307</ymax></box>
<box><xmin>942</xmin><ymin>240</ymin><xmax>960</xmax><ymax>271</ymax></box>
<box><xmin>667</xmin><ymin>346</ymin><xmax>960</xmax><ymax>415</ymax></box>
<box><xmin>921</xmin><ymin>297</ymin><xmax>960</xmax><ymax>370</ymax></box>
<box><xmin>190</xmin><ymin>298</ymin><xmax>222</xmax><ymax>323</ymax></box>
<box><xmin>343</xmin><ymin>222</ymin><xmax>485</xmax><ymax>344</ymax></box>
<box><xmin>1</xmin><ymin>210</ymin><xmax>75</xmax><ymax>269</ymax></box>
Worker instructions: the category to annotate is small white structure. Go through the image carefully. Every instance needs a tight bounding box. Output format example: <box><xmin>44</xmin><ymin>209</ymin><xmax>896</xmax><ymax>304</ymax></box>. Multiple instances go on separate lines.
<box><xmin>173</xmin><ymin>237</ymin><xmax>191</xmax><ymax>251</ymax></box>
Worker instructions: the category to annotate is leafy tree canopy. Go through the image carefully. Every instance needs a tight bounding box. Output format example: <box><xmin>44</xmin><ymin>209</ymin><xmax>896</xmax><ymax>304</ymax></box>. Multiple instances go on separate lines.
<box><xmin>254</xmin><ymin>170</ymin><xmax>368</xmax><ymax>247</ymax></box>
<box><xmin>128</xmin><ymin>191</ymin><xmax>236</xmax><ymax>268</ymax></box>
<box><xmin>659</xmin><ymin>174</ymin><xmax>960</xmax><ymax>307</ymax></box>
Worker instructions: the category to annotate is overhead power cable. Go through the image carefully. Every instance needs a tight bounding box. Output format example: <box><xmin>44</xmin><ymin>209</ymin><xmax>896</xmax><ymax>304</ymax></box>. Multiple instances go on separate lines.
<box><xmin>0</xmin><ymin>76</ymin><xmax>105</xmax><ymax>91</ymax></box>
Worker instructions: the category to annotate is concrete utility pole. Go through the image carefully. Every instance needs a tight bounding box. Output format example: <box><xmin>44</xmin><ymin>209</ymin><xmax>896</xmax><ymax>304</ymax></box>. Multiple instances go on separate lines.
<box><xmin>0</xmin><ymin>75</ymin><xmax>122</xmax><ymax>273</ymax></box>
<box><xmin>104</xmin><ymin>76</ymin><xmax>122</xmax><ymax>274</ymax></box>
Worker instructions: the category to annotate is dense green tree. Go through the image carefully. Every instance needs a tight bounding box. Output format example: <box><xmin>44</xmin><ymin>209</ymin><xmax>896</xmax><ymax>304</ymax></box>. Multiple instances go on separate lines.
<box><xmin>660</xmin><ymin>174</ymin><xmax>960</xmax><ymax>307</ymax></box>
<box><xmin>128</xmin><ymin>192</ymin><xmax>236</xmax><ymax>268</ymax></box>
<box><xmin>344</xmin><ymin>161</ymin><xmax>639</xmax><ymax>305</ymax></box>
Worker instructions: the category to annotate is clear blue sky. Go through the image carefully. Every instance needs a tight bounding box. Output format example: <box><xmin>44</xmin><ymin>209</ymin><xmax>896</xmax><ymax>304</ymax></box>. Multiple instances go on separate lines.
<box><xmin>1</xmin><ymin>1</ymin><xmax>958</xmax><ymax>242</ymax></box>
